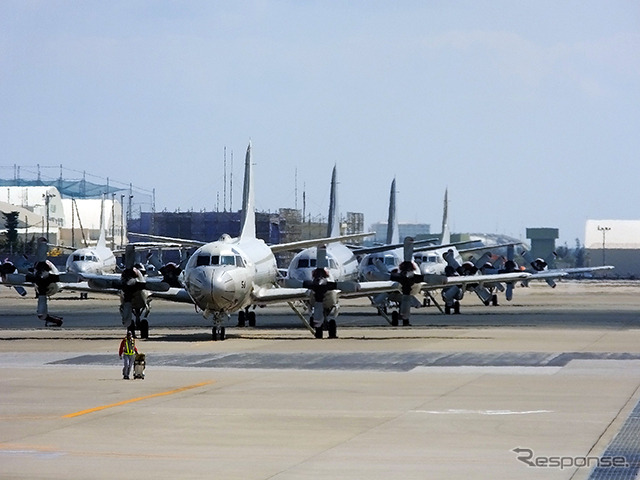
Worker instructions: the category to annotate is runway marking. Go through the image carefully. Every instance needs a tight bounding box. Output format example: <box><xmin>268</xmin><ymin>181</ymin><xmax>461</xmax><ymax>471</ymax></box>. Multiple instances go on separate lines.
<box><xmin>414</xmin><ymin>409</ymin><xmax>553</xmax><ymax>415</ymax></box>
<box><xmin>62</xmin><ymin>380</ymin><xmax>214</xmax><ymax>418</ymax></box>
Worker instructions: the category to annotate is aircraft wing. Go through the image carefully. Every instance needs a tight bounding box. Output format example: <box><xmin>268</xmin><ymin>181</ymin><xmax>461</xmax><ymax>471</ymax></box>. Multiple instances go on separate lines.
<box><xmin>148</xmin><ymin>287</ymin><xmax>195</xmax><ymax>303</ymax></box>
<box><xmin>270</xmin><ymin>232</ymin><xmax>374</xmax><ymax>254</ymax></box>
<box><xmin>550</xmin><ymin>266</ymin><xmax>614</xmax><ymax>276</ymax></box>
<box><xmin>353</xmin><ymin>239</ymin><xmax>479</xmax><ymax>256</ymax></box>
<box><xmin>420</xmin><ymin>271</ymin><xmax>531</xmax><ymax>291</ymax></box>
<box><xmin>127</xmin><ymin>232</ymin><xmax>206</xmax><ymax>247</ymax></box>
<box><xmin>251</xmin><ymin>285</ymin><xmax>314</xmax><ymax>304</ymax></box>
<box><xmin>79</xmin><ymin>273</ymin><xmax>171</xmax><ymax>292</ymax></box>
<box><xmin>337</xmin><ymin>280</ymin><xmax>401</xmax><ymax>299</ymax></box>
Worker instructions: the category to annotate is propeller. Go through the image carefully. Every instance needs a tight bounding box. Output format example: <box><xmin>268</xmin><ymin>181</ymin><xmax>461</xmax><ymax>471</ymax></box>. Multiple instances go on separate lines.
<box><xmin>301</xmin><ymin>245</ymin><xmax>339</xmax><ymax>338</ymax></box>
<box><xmin>24</xmin><ymin>238</ymin><xmax>63</xmax><ymax>326</ymax></box>
<box><xmin>388</xmin><ymin>237</ymin><xmax>424</xmax><ymax>325</ymax></box>
<box><xmin>521</xmin><ymin>248</ymin><xmax>557</xmax><ymax>288</ymax></box>
<box><xmin>1</xmin><ymin>259</ymin><xmax>28</xmax><ymax>297</ymax></box>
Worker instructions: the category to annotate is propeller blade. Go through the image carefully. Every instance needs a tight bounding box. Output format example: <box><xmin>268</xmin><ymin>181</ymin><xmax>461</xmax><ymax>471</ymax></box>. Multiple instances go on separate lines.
<box><xmin>316</xmin><ymin>245</ymin><xmax>328</xmax><ymax>270</ymax></box>
<box><xmin>403</xmin><ymin>237</ymin><xmax>414</xmax><ymax>263</ymax></box>
<box><xmin>124</xmin><ymin>244</ymin><xmax>136</xmax><ymax>269</ymax></box>
<box><xmin>36</xmin><ymin>237</ymin><xmax>49</xmax><ymax>263</ymax></box>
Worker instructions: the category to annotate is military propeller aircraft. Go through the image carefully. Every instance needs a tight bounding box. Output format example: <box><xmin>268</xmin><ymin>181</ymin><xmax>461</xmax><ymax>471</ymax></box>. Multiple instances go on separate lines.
<box><xmin>0</xmin><ymin>237</ymin><xmax>80</xmax><ymax>326</ymax></box>
<box><xmin>65</xmin><ymin>206</ymin><xmax>117</xmax><ymax>277</ymax></box>
<box><xmin>284</xmin><ymin>165</ymin><xmax>403</xmax><ymax>338</ymax></box>
<box><xmin>359</xmin><ymin>182</ymin><xmax>531</xmax><ymax>322</ymax></box>
<box><xmin>475</xmin><ymin>245</ymin><xmax>615</xmax><ymax>303</ymax></box>
<box><xmin>145</xmin><ymin>142</ymin><xmax>396</xmax><ymax>340</ymax></box>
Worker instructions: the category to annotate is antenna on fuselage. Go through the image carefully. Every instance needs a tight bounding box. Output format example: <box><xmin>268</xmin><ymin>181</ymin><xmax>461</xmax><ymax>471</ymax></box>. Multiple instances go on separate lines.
<box><xmin>239</xmin><ymin>141</ymin><xmax>256</xmax><ymax>239</ymax></box>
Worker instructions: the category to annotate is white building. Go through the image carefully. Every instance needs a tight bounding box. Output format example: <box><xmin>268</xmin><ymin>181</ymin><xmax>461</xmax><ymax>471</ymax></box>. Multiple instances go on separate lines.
<box><xmin>0</xmin><ymin>186</ymin><xmax>125</xmax><ymax>248</ymax></box>
<box><xmin>585</xmin><ymin>220</ymin><xmax>640</xmax><ymax>278</ymax></box>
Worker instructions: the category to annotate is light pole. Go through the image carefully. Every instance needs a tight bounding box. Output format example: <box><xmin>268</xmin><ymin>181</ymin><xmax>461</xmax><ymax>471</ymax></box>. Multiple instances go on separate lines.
<box><xmin>43</xmin><ymin>191</ymin><xmax>56</xmax><ymax>241</ymax></box>
<box><xmin>597</xmin><ymin>225</ymin><xmax>611</xmax><ymax>266</ymax></box>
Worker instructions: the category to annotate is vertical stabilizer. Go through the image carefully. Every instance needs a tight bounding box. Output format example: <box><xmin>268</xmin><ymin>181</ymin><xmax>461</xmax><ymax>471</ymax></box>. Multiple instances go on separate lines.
<box><xmin>327</xmin><ymin>165</ymin><xmax>339</xmax><ymax>238</ymax></box>
<box><xmin>440</xmin><ymin>188</ymin><xmax>450</xmax><ymax>245</ymax></box>
<box><xmin>240</xmin><ymin>142</ymin><xmax>256</xmax><ymax>239</ymax></box>
<box><xmin>386</xmin><ymin>178</ymin><xmax>399</xmax><ymax>245</ymax></box>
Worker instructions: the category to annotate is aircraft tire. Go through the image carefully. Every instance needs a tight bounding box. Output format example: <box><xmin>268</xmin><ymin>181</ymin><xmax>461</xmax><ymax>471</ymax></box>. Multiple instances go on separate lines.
<box><xmin>328</xmin><ymin>320</ymin><xmax>337</xmax><ymax>339</ymax></box>
<box><xmin>454</xmin><ymin>301</ymin><xmax>460</xmax><ymax>314</ymax></box>
<box><xmin>140</xmin><ymin>320</ymin><xmax>149</xmax><ymax>339</ymax></box>
<box><xmin>492</xmin><ymin>294</ymin><xmax>499</xmax><ymax>306</ymax></box>
<box><xmin>445</xmin><ymin>305</ymin><xmax>451</xmax><ymax>315</ymax></box>
<box><xmin>237</xmin><ymin>310</ymin><xmax>245</xmax><ymax>327</ymax></box>
<box><xmin>391</xmin><ymin>311</ymin><xmax>399</xmax><ymax>326</ymax></box>
<box><xmin>248</xmin><ymin>311</ymin><xmax>256</xmax><ymax>327</ymax></box>
<box><xmin>315</xmin><ymin>327</ymin><xmax>323</xmax><ymax>339</ymax></box>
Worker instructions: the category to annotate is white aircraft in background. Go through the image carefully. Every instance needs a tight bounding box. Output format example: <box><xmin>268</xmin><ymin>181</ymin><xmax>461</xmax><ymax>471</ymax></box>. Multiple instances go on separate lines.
<box><xmin>284</xmin><ymin>165</ymin><xmax>402</xmax><ymax>338</ymax></box>
<box><xmin>473</xmin><ymin>245</ymin><xmax>615</xmax><ymax>303</ymax></box>
<box><xmin>359</xmin><ymin>181</ymin><xmax>530</xmax><ymax>322</ymax></box>
<box><xmin>65</xmin><ymin>224</ymin><xmax>117</xmax><ymax>276</ymax></box>
<box><xmin>413</xmin><ymin>189</ymin><xmax>524</xmax><ymax>312</ymax></box>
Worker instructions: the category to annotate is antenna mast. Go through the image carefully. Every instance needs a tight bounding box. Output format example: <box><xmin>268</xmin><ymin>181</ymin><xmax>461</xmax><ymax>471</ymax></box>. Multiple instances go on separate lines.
<box><xmin>223</xmin><ymin>147</ymin><xmax>227</xmax><ymax>212</ymax></box>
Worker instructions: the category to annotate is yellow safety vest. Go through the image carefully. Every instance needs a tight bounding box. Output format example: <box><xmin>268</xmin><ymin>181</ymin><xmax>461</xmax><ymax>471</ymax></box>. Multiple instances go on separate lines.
<box><xmin>123</xmin><ymin>339</ymin><xmax>135</xmax><ymax>355</ymax></box>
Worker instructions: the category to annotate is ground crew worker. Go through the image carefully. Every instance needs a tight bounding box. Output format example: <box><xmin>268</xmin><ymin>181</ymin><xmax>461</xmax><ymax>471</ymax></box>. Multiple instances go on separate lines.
<box><xmin>118</xmin><ymin>331</ymin><xmax>138</xmax><ymax>379</ymax></box>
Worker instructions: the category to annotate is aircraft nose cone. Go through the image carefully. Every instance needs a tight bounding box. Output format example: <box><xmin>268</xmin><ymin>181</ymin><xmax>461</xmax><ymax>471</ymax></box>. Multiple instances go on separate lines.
<box><xmin>68</xmin><ymin>262</ymin><xmax>88</xmax><ymax>275</ymax></box>
<box><xmin>186</xmin><ymin>268</ymin><xmax>239</xmax><ymax>311</ymax></box>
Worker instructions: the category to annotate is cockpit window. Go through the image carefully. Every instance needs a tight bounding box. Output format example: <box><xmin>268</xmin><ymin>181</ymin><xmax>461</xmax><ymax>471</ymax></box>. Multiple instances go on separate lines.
<box><xmin>221</xmin><ymin>255</ymin><xmax>235</xmax><ymax>265</ymax></box>
<box><xmin>384</xmin><ymin>256</ymin><xmax>397</xmax><ymax>266</ymax></box>
<box><xmin>235</xmin><ymin>256</ymin><xmax>245</xmax><ymax>267</ymax></box>
<box><xmin>298</xmin><ymin>258</ymin><xmax>309</xmax><ymax>268</ymax></box>
<box><xmin>196</xmin><ymin>255</ymin><xmax>210</xmax><ymax>266</ymax></box>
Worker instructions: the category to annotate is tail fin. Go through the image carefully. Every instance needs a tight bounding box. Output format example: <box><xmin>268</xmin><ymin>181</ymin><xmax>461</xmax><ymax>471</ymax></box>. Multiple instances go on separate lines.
<box><xmin>440</xmin><ymin>188</ymin><xmax>450</xmax><ymax>245</ymax></box>
<box><xmin>386</xmin><ymin>178</ymin><xmax>399</xmax><ymax>245</ymax></box>
<box><xmin>327</xmin><ymin>165</ymin><xmax>340</xmax><ymax>238</ymax></box>
<box><xmin>239</xmin><ymin>142</ymin><xmax>256</xmax><ymax>239</ymax></box>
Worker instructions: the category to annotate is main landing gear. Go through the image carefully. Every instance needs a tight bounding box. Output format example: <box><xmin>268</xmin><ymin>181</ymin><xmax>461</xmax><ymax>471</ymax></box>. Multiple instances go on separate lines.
<box><xmin>312</xmin><ymin>318</ymin><xmax>338</xmax><ymax>339</ymax></box>
<box><xmin>444</xmin><ymin>301</ymin><xmax>461</xmax><ymax>315</ymax></box>
<box><xmin>390</xmin><ymin>311</ymin><xmax>411</xmax><ymax>327</ymax></box>
<box><xmin>237</xmin><ymin>309</ymin><xmax>256</xmax><ymax>327</ymax></box>
<box><xmin>212</xmin><ymin>326</ymin><xmax>226</xmax><ymax>341</ymax></box>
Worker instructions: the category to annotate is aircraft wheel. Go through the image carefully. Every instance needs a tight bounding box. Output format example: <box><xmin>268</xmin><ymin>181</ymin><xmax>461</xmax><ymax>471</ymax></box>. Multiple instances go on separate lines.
<box><xmin>140</xmin><ymin>320</ymin><xmax>149</xmax><ymax>339</ymax></box>
<box><xmin>237</xmin><ymin>310</ymin><xmax>246</xmax><ymax>327</ymax></box>
<box><xmin>454</xmin><ymin>301</ymin><xmax>461</xmax><ymax>314</ymax></box>
<box><xmin>391</xmin><ymin>311</ymin><xmax>399</xmax><ymax>326</ymax></box>
<box><xmin>328</xmin><ymin>320</ymin><xmax>337</xmax><ymax>339</ymax></box>
<box><xmin>492</xmin><ymin>294</ymin><xmax>499</xmax><ymax>306</ymax></box>
<box><xmin>212</xmin><ymin>328</ymin><xmax>218</xmax><ymax>341</ymax></box>
<box><xmin>402</xmin><ymin>319</ymin><xmax>411</xmax><ymax>327</ymax></box>
<box><xmin>423</xmin><ymin>298</ymin><xmax>430</xmax><ymax>307</ymax></box>
<box><xmin>445</xmin><ymin>305</ymin><xmax>451</xmax><ymax>315</ymax></box>
<box><xmin>219</xmin><ymin>327</ymin><xmax>226</xmax><ymax>341</ymax></box>
<box><xmin>315</xmin><ymin>327</ymin><xmax>323</xmax><ymax>339</ymax></box>
<box><xmin>248</xmin><ymin>311</ymin><xmax>256</xmax><ymax>327</ymax></box>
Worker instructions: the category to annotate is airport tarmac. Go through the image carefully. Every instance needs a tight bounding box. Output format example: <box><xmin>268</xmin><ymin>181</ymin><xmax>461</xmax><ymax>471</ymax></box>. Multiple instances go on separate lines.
<box><xmin>1</xmin><ymin>280</ymin><xmax>640</xmax><ymax>479</ymax></box>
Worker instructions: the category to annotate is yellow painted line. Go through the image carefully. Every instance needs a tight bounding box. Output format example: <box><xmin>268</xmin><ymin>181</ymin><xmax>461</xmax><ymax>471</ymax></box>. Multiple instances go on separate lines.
<box><xmin>63</xmin><ymin>380</ymin><xmax>214</xmax><ymax>418</ymax></box>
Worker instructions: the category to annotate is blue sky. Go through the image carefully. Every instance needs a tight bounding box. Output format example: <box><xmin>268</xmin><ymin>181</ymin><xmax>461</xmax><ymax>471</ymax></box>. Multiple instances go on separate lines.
<box><xmin>1</xmin><ymin>1</ymin><xmax>638</xmax><ymax>246</ymax></box>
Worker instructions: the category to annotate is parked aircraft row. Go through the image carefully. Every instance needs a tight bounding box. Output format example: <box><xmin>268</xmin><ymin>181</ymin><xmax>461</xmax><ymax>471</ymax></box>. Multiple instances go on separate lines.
<box><xmin>1</xmin><ymin>142</ymin><xmax>614</xmax><ymax>339</ymax></box>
